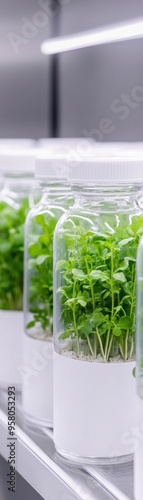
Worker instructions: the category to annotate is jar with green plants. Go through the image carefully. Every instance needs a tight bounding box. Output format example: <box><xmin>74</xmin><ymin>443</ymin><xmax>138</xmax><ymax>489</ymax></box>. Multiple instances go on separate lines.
<box><xmin>23</xmin><ymin>153</ymin><xmax>72</xmax><ymax>427</ymax></box>
<box><xmin>54</xmin><ymin>157</ymin><xmax>143</xmax><ymax>464</ymax></box>
<box><xmin>0</xmin><ymin>150</ymin><xmax>35</xmax><ymax>389</ymax></box>
<box><xmin>134</xmin><ymin>235</ymin><xmax>143</xmax><ymax>500</ymax></box>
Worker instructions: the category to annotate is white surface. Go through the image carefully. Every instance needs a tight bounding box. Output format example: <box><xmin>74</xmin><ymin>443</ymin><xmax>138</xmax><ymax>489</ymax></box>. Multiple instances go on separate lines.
<box><xmin>54</xmin><ymin>353</ymin><xmax>136</xmax><ymax>462</ymax></box>
<box><xmin>0</xmin><ymin>310</ymin><xmax>23</xmax><ymax>388</ymax></box>
<box><xmin>22</xmin><ymin>335</ymin><xmax>53</xmax><ymax>427</ymax></box>
<box><xmin>134</xmin><ymin>396</ymin><xmax>143</xmax><ymax>500</ymax></box>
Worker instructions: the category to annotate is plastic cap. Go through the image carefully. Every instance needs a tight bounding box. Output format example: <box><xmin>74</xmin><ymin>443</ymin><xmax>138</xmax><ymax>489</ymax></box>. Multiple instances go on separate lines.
<box><xmin>0</xmin><ymin>139</ymin><xmax>35</xmax><ymax>149</ymax></box>
<box><xmin>68</xmin><ymin>156</ymin><xmax>143</xmax><ymax>184</ymax></box>
<box><xmin>0</xmin><ymin>149</ymin><xmax>35</xmax><ymax>174</ymax></box>
<box><xmin>38</xmin><ymin>138</ymin><xmax>95</xmax><ymax>164</ymax></box>
<box><xmin>35</xmin><ymin>152</ymin><xmax>69</xmax><ymax>179</ymax></box>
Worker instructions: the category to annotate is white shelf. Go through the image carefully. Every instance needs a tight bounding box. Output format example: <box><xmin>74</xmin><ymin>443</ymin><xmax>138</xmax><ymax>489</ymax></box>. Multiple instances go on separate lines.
<box><xmin>0</xmin><ymin>391</ymin><xmax>133</xmax><ymax>500</ymax></box>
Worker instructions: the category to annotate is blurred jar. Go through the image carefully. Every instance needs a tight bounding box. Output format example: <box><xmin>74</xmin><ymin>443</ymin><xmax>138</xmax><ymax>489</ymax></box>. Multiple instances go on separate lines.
<box><xmin>23</xmin><ymin>152</ymin><xmax>72</xmax><ymax>427</ymax></box>
<box><xmin>0</xmin><ymin>149</ymin><xmax>35</xmax><ymax>390</ymax></box>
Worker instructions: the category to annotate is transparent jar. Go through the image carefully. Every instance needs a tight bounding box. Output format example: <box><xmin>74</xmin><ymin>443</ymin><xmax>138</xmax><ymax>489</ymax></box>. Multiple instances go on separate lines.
<box><xmin>0</xmin><ymin>150</ymin><xmax>35</xmax><ymax>390</ymax></box>
<box><xmin>134</xmin><ymin>236</ymin><xmax>143</xmax><ymax>500</ymax></box>
<box><xmin>23</xmin><ymin>153</ymin><xmax>72</xmax><ymax>427</ymax></box>
<box><xmin>54</xmin><ymin>157</ymin><xmax>143</xmax><ymax>464</ymax></box>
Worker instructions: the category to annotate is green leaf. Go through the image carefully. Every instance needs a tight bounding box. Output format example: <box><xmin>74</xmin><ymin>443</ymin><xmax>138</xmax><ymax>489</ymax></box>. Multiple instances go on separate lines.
<box><xmin>118</xmin><ymin>316</ymin><xmax>132</xmax><ymax>330</ymax></box>
<box><xmin>91</xmin><ymin>232</ymin><xmax>108</xmax><ymax>240</ymax></box>
<box><xmin>26</xmin><ymin>321</ymin><xmax>35</xmax><ymax>329</ymax></box>
<box><xmin>36</xmin><ymin>255</ymin><xmax>48</xmax><ymax>265</ymax></box>
<box><xmin>114</xmin><ymin>305</ymin><xmax>123</xmax><ymax>315</ymax></box>
<box><xmin>36</xmin><ymin>214</ymin><xmax>46</xmax><ymax>228</ymax></box>
<box><xmin>99</xmin><ymin>323</ymin><xmax>108</xmax><ymax>335</ymax></box>
<box><xmin>103</xmin><ymin>291</ymin><xmax>110</xmax><ymax>299</ymax></box>
<box><xmin>28</xmin><ymin>243</ymin><xmax>40</xmax><ymax>257</ymax></box>
<box><xmin>119</xmin><ymin>237</ymin><xmax>134</xmax><ymax>246</ymax></box>
<box><xmin>93</xmin><ymin>311</ymin><xmax>107</xmax><ymax>326</ymax></box>
<box><xmin>89</xmin><ymin>270</ymin><xmax>108</xmax><ymax>281</ymax></box>
<box><xmin>131</xmin><ymin>216</ymin><xmax>143</xmax><ymax>234</ymax></box>
<box><xmin>132</xmin><ymin>367</ymin><xmax>136</xmax><ymax>378</ymax></box>
<box><xmin>60</xmin><ymin>329</ymin><xmax>73</xmax><ymax>340</ymax></box>
<box><xmin>113</xmin><ymin>272</ymin><xmax>126</xmax><ymax>283</ymax></box>
<box><xmin>65</xmin><ymin>298</ymin><xmax>76</xmax><ymax>305</ymax></box>
<box><xmin>117</xmin><ymin>256</ymin><xmax>136</xmax><ymax>271</ymax></box>
<box><xmin>113</xmin><ymin>326</ymin><xmax>122</xmax><ymax>337</ymax></box>
<box><xmin>77</xmin><ymin>299</ymin><xmax>87</xmax><ymax>307</ymax></box>
<box><xmin>72</xmin><ymin>269</ymin><xmax>87</xmax><ymax>280</ymax></box>
<box><xmin>80</xmin><ymin>317</ymin><xmax>95</xmax><ymax>336</ymax></box>
<box><xmin>56</xmin><ymin>260</ymin><xmax>69</xmax><ymax>271</ymax></box>
<box><xmin>117</xmin><ymin>258</ymin><xmax>129</xmax><ymax>271</ymax></box>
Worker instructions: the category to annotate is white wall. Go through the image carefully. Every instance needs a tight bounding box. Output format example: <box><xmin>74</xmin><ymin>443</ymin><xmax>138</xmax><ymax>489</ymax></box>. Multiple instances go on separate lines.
<box><xmin>58</xmin><ymin>0</ymin><xmax>143</xmax><ymax>141</ymax></box>
<box><xmin>0</xmin><ymin>0</ymin><xmax>53</xmax><ymax>138</ymax></box>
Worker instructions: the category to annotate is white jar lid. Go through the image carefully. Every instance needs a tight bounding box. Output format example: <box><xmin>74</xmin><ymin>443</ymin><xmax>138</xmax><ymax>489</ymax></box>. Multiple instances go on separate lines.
<box><xmin>68</xmin><ymin>155</ymin><xmax>143</xmax><ymax>184</ymax></box>
<box><xmin>0</xmin><ymin>149</ymin><xmax>35</xmax><ymax>174</ymax></box>
<box><xmin>0</xmin><ymin>139</ymin><xmax>35</xmax><ymax>149</ymax></box>
<box><xmin>35</xmin><ymin>152</ymin><xmax>69</xmax><ymax>180</ymax></box>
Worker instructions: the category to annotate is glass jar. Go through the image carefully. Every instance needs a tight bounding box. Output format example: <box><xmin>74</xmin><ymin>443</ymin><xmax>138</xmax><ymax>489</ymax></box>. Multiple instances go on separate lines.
<box><xmin>54</xmin><ymin>157</ymin><xmax>143</xmax><ymax>464</ymax></box>
<box><xmin>0</xmin><ymin>150</ymin><xmax>35</xmax><ymax>390</ymax></box>
<box><xmin>134</xmin><ymin>236</ymin><xmax>143</xmax><ymax>500</ymax></box>
<box><xmin>23</xmin><ymin>153</ymin><xmax>72</xmax><ymax>427</ymax></box>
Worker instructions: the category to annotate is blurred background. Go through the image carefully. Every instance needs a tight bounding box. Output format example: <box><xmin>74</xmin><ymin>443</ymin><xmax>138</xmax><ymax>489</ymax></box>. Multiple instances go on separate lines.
<box><xmin>0</xmin><ymin>0</ymin><xmax>143</xmax><ymax>139</ymax></box>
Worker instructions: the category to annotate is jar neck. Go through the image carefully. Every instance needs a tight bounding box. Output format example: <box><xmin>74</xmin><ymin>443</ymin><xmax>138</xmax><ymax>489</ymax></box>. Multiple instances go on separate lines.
<box><xmin>40</xmin><ymin>180</ymin><xmax>70</xmax><ymax>199</ymax></box>
<box><xmin>4</xmin><ymin>174</ymin><xmax>34</xmax><ymax>190</ymax></box>
<box><xmin>1</xmin><ymin>175</ymin><xmax>34</xmax><ymax>207</ymax></box>
<box><xmin>72</xmin><ymin>183</ymin><xmax>142</xmax><ymax>210</ymax></box>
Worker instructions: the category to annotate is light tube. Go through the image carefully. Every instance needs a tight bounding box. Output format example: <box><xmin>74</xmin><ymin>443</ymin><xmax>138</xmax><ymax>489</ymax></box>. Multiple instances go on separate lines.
<box><xmin>41</xmin><ymin>18</ymin><xmax>143</xmax><ymax>55</ymax></box>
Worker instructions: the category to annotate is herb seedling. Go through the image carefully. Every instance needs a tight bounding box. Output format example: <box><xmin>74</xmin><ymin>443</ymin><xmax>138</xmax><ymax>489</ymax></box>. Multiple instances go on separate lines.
<box><xmin>0</xmin><ymin>199</ymin><xmax>29</xmax><ymax>310</ymax></box>
<box><xmin>27</xmin><ymin>213</ymin><xmax>58</xmax><ymax>336</ymax></box>
<box><xmin>57</xmin><ymin>216</ymin><xmax>143</xmax><ymax>361</ymax></box>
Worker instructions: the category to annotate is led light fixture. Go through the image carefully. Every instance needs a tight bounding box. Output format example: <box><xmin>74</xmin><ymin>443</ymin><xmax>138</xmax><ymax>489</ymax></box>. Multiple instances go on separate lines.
<box><xmin>41</xmin><ymin>18</ymin><xmax>143</xmax><ymax>55</ymax></box>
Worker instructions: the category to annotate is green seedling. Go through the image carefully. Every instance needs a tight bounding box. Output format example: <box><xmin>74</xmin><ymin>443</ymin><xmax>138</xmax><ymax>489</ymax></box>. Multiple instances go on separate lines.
<box><xmin>27</xmin><ymin>213</ymin><xmax>58</xmax><ymax>336</ymax></box>
<box><xmin>57</xmin><ymin>215</ymin><xmax>143</xmax><ymax>361</ymax></box>
<box><xmin>0</xmin><ymin>199</ymin><xmax>29</xmax><ymax>310</ymax></box>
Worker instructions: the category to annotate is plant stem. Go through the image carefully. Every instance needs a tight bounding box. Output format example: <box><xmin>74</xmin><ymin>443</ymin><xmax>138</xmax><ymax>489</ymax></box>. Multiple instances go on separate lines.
<box><xmin>87</xmin><ymin>335</ymin><xmax>95</xmax><ymax>358</ymax></box>
<box><xmin>124</xmin><ymin>331</ymin><xmax>129</xmax><ymax>361</ymax></box>
<box><xmin>85</xmin><ymin>257</ymin><xmax>95</xmax><ymax>310</ymax></box>
<box><xmin>129</xmin><ymin>335</ymin><xmax>134</xmax><ymax>359</ymax></box>
<box><xmin>119</xmin><ymin>342</ymin><xmax>126</xmax><ymax>361</ymax></box>
<box><xmin>104</xmin><ymin>328</ymin><xmax>111</xmax><ymax>360</ymax></box>
<box><xmin>94</xmin><ymin>332</ymin><xmax>97</xmax><ymax>358</ymax></box>
<box><xmin>73</xmin><ymin>308</ymin><xmax>80</xmax><ymax>355</ymax></box>
<box><xmin>105</xmin><ymin>245</ymin><xmax>114</xmax><ymax>360</ymax></box>
<box><xmin>72</xmin><ymin>280</ymin><xmax>79</xmax><ymax>355</ymax></box>
<box><xmin>125</xmin><ymin>267</ymin><xmax>136</xmax><ymax>359</ymax></box>
<box><xmin>129</xmin><ymin>268</ymin><xmax>136</xmax><ymax>358</ymax></box>
<box><xmin>96</xmin><ymin>327</ymin><xmax>105</xmax><ymax>360</ymax></box>
<box><xmin>106</xmin><ymin>334</ymin><xmax>113</xmax><ymax>361</ymax></box>
<box><xmin>111</xmin><ymin>245</ymin><xmax>114</xmax><ymax>321</ymax></box>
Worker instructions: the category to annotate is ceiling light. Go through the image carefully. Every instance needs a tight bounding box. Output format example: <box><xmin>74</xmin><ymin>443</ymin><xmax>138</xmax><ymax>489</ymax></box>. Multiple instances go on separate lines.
<box><xmin>41</xmin><ymin>18</ymin><xmax>143</xmax><ymax>55</ymax></box>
